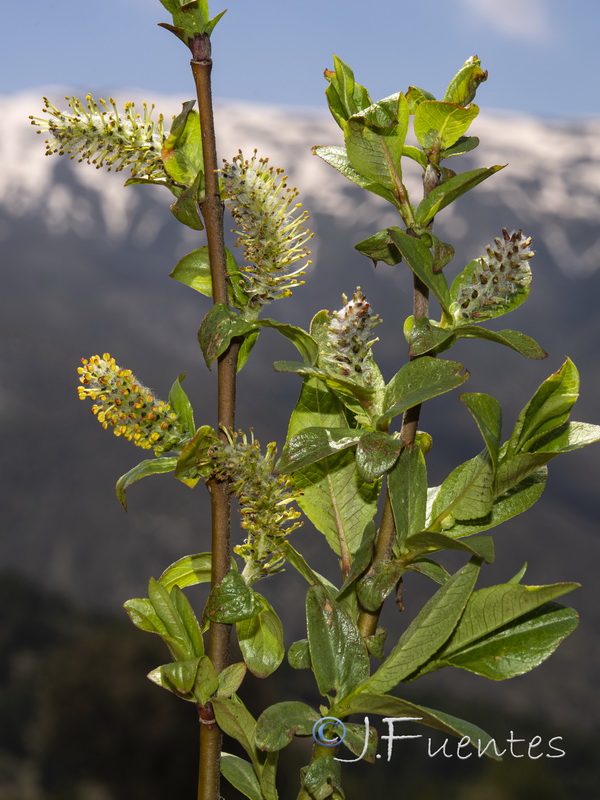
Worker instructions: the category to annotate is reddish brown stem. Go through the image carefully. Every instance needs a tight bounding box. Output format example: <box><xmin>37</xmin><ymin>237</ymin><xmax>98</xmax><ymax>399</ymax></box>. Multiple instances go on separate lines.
<box><xmin>190</xmin><ymin>33</ymin><xmax>238</xmax><ymax>800</ymax></box>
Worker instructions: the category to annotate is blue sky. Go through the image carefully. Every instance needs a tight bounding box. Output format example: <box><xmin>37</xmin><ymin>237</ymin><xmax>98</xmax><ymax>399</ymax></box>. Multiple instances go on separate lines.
<box><xmin>3</xmin><ymin>0</ymin><xmax>599</xmax><ymax>117</ymax></box>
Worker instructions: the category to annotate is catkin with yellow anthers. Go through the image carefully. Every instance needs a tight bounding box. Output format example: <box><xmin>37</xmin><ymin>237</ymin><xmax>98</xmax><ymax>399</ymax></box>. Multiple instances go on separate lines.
<box><xmin>324</xmin><ymin>287</ymin><xmax>381</xmax><ymax>384</ymax></box>
<box><xmin>451</xmin><ymin>229</ymin><xmax>534</xmax><ymax>324</ymax></box>
<box><xmin>220</xmin><ymin>150</ymin><xmax>313</xmax><ymax>313</ymax></box>
<box><xmin>30</xmin><ymin>95</ymin><xmax>167</xmax><ymax>181</ymax></box>
<box><xmin>77</xmin><ymin>354</ymin><xmax>185</xmax><ymax>455</ymax></box>
<box><xmin>211</xmin><ymin>430</ymin><xmax>302</xmax><ymax>583</ymax></box>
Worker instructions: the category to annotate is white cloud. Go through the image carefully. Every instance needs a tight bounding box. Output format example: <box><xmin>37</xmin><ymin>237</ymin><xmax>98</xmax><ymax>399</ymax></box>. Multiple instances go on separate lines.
<box><xmin>458</xmin><ymin>0</ymin><xmax>554</xmax><ymax>43</ymax></box>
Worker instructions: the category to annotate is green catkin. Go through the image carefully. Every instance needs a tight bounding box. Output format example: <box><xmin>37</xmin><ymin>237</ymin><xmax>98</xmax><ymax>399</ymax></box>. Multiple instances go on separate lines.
<box><xmin>30</xmin><ymin>95</ymin><xmax>167</xmax><ymax>181</ymax></box>
<box><xmin>211</xmin><ymin>430</ymin><xmax>302</xmax><ymax>584</ymax></box>
<box><xmin>325</xmin><ymin>287</ymin><xmax>381</xmax><ymax>385</ymax></box>
<box><xmin>221</xmin><ymin>150</ymin><xmax>313</xmax><ymax>314</ymax></box>
<box><xmin>451</xmin><ymin>228</ymin><xmax>534</xmax><ymax>323</ymax></box>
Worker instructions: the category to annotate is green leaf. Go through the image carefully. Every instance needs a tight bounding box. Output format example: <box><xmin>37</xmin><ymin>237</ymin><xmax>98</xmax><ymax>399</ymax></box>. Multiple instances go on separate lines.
<box><xmin>168</xmin><ymin>373</ymin><xmax>195</xmax><ymax>438</ymax></box>
<box><xmin>440</xmin><ymin>136</ymin><xmax>480</xmax><ymax>159</ymax></box>
<box><xmin>169</xmin><ymin>168</ymin><xmax>204</xmax><ymax>230</ymax></box>
<box><xmin>414</xmin><ymin>101</ymin><xmax>479</xmax><ymax>152</ymax></box>
<box><xmin>505</xmin><ymin>358</ymin><xmax>580</xmax><ymax>457</ymax></box>
<box><xmin>356</xmin><ymin>560</ymin><xmax>405</xmax><ymax>612</ymax></box>
<box><xmin>421</xmin><ymin>583</ymin><xmax>580</xmax><ymax>681</ymax></box>
<box><xmin>286</xmin><ymin>377</ymin><xmax>380</xmax><ymax>559</ymax></box>
<box><xmin>433</xmin><ymin>468</ymin><xmax>547</xmax><ymax>538</ymax></box>
<box><xmin>212</xmin><ymin>696</ymin><xmax>261</xmax><ymax>770</ymax></box>
<box><xmin>495</xmin><ymin>452</ymin><xmax>553</xmax><ymax>496</ymax></box>
<box><xmin>379</xmin><ymin>356</ymin><xmax>468</xmax><ymax>426</ymax></box>
<box><xmin>288</xmin><ymin>638</ymin><xmax>312</xmax><ymax>670</ymax></box>
<box><xmin>402</xmin><ymin>144</ymin><xmax>428</xmax><ymax>168</ymax></box>
<box><xmin>193</xmin><ymin>655</ymin><xmax>220</xmax><ymax>704</ymax></box>
<box><xmin>345</xmin><ymin>93</ymin><xmax>409</xmax><ymax>192</ymax></box>
<box><xmin>157</xmin><ymin>0</ymin><xmax>183</xmax><ymax>14</ymax></box>
<box><xmin>273</xmin><ymin>361</ymin><xmax>375</xmax><ymax>405</ymax></box>
<box><xmin>158</xmin><ymin>1</ymin><xmax>226</xmax><ymax>42</ymax></box>
<box><xmin>220</xmin><ymin>753</ymin><xmax>263</xmax><ymax>800</ymax></box>
<box><xmin>404</xmin><ymin>316</ymin><xmax>456</xmax><ymax>357</ymax></box>
<box><xmin>415</xmin><ymin>166</ymin><xmax>505</xmax><ymax>226</ymax></box>
<box><xmin>335</xmin><ymin>693</ymin><xmax>501</xmax><ymax>760</ymax></box>
<box><xmin>124</xmin><ymin>597</ymin><xmax>170</xmax><ymax>637</ymax></box>
<box><xmin>255</xmin><ymin>701</ymin><xmax>320</xmax><ymax>751</ymax></box>
<box><xmin>146</xmin><ymin>579</ymin><xmax>197</xmax><ymax>660</ymax></box>
<box><xmin>387</xmin><ymin>229</ymin><xmax>451</xmax><ymax>314</ymax></box>
<box><xmin>277</xmin><ymin>427</ymin><xmax>361</xmax><ymax>474</ymax></box>
<box><xmin>531</xmin><ymin>420</ymin><xmax>600</xmax><ymax>453</ymax></box>
<box><xmin>218</xmin><ymin>662</ymin><xmax>247</xmax><ymax>697</ymax></box>
<box><xmin>205</xmin><ymin>572</ymin><xmax>262</xmax><ymax>624</ymax></box>
<box><xmin>306</xmin><ymin>586</ymin><xmax>370</xmax><ymax>701</ymax></box>
<box><xmin>508</xmin><ymin>563</ymin><xmax>528</xmax><ymax>584</ymax></box>
<box><xmin>388</xmin><ymin>444</ymin><xmax>428</xmax><ymax>553</ymax></box>
<box><xmin>460</xmin><ymin>392</ymin><xmax>502</xmax><ymax>468</ymax></box>
<box><xmin>430</xmin><ymin>452</ymin><xmax>495</xmax><ymax>525</ymax></box>
<box><xmin>496</xmin><ymin>422</ymin><xmax>600</xmax><ymax>492</ymax></box>
<box><xmin>158</xmin><ymin>552</ymin><xmax>227</xmax><ymax>594</ymax></box>
<box><xmin>312</xmin><ymin>145</ymin><xmax>397</xmax><ymax>205</ymax></box>
<box><xmin>354</xmin><ymin>229</ymin><xmax>403</xmax><ymax>266</ymax></box>
<box><xmin>174</xmin><ymin>424</ymin><xmax>219</xmax><ymax>487</ymax></box>
<box><xmin>443</xmin><ymin>56</ymin><xmax>488</xmax><ymax>107</ymax></box>
<box><xmin>406</xmin><ymin>85</ymin><xmax>437</xmax><ymax>113</ymax></box>
<box><xmin>301</xmin><ymin>755</ymin><xmax>343</xmax><ymax>800</ymax></box>
<box><xmin>148</xmin><ymin>655</ymin><xmax>216</xmax><ymax>704</ymax></box>
<box><xmin>147</xmin><ymin>658</ymin><xmax>198</xmax><ymax>698</ymax></box>
<box><xmin>237</xmin><ymin>329</ymin><xmax>260</xmax><ymax>373</ymax></box>
<box><xmin>171</xmin><ymin>585</ymin><xmax>204</xmax><ymax>657</ymax></box>
<box><xmin>405</xmin><ymin>558</ymin><xmax>450</xmax><ymax>585</ymax></box>
<box><xmin>281</xmin><ymin>542</ymin><xmax>338</xmax><ymax>594</ymax></box>
<box><xmin>355</xmin><ymin>432</ymin><xmax>403</xmax><ymax>482</ymax></box>
<box><xmin>365</xmin><ymin>627</ymin><xmax>387</xmax><ymax>660</ymax></box>
<box><xmin>237</xmin><ymin>595</ymin><xmax>285</xmax><ymax>679</ymax></box>
<box><xmin>453</xmin><ymin>325</ymin><xmax>547</xmax><ymax>360</ymax></box>
<box><xmin>174</xmin><ymin>0</ymin><xmax>209</xmax><ymax>28</ymax></box>
<box><xmin>358</xmin><ymin>559</ymin><xmax>480</xmax><ymax>693</ymax></box>
<box><xmin>406</xmin><ymin>532</ymin><xmax>494</xmax><ymax>563</ymax></box>
<box><xmin>324</xmin><ymin>55</ymin><xmax>372</xmax><ymax>129</ymax></box>
<box><xmin>116</xmin><ymin>457</ymin><xmax>178</xmax><ymax>510</ymax></box>
<box><xmin>162</xmin><ymin>101</ymin><xmax>203</xmax><ymax>185</ymax></box>
<box><xmin>159</xmin><ymin>552</ymin><xmax>237</xmax><ymax>591</ymax></box>
<box><xmin>439</xmin><ymin>603</ymin><xmax>579</xmax><ymax>680</ymax></box>
<box><xmin>432</xmin><ymin>235</ymin><xmax>456</xmax><ymax>272</ymax></box>
<box><xmin>434</xmin><ymin>582</ymin><xmax>579</xmax><ymax>659</ymax></box>
<box><xmin>340</xmin><ymin>721</ymin><xmax>379</xmax><ymax>763</ymax></box>
<box><xmin>198</xmin><ymin>304</ymin><xmax>256</xmax><ymax>369</ymax></box>
<box><xmin>170</xmin><ymin>246</ymin><xmax>246</xmax><ymax>306</ymax></box>
<box><xmin>336</xmin><ymin>522</ymin><xmax>376</xmax><ymax>597</ymax></box>
<box><xmin>254</xmin><ymin>318</ymin><xmax>318</xmax><ymax>366</ymax></box>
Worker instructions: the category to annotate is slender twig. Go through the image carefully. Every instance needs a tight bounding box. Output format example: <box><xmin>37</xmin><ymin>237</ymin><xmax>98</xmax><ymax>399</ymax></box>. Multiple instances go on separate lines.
<box><xmin>191</xmin><ymin>35</ymin><xmax>227</xmax><ymax>305</ymax></box>
<box><xmin>190</xmin><ymin>32</ymin><xmax>239</xmax><ymax>800</ymax></box>
<box><xmin>357</xmin><ymin>490</ymin><xmax>395</xmax><ymax>638</ymax></box>
<box><xmin>356</xmin><ymin>166</ymin><xmax>439</xmax><ymax>639</ymax></box>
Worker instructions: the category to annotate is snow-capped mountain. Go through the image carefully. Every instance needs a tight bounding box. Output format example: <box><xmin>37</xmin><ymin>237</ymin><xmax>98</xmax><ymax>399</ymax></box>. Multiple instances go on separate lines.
<box><xmin>4</xmin><ymin>90</ymin><xmax>600</xmax><ymax>274</ymax></box>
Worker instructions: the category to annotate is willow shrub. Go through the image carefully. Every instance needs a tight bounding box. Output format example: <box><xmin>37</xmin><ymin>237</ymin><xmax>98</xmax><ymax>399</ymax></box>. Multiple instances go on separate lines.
<box><xmin>32</xmin><ymin>3</ymin><xmax>600</xmax><ymax>799</ymax></box>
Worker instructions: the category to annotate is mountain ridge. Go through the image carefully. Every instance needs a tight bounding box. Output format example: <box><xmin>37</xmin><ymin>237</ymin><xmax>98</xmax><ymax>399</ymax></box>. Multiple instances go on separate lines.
<box><xmin>5</xmin><ymin>89</ymin><xmax>600</xmax><ymax>275</ymax></box>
